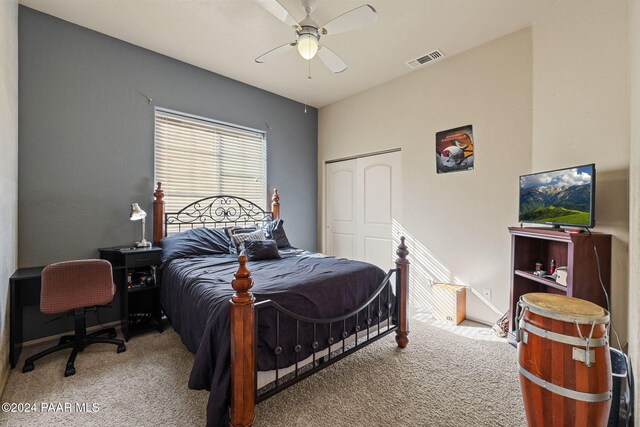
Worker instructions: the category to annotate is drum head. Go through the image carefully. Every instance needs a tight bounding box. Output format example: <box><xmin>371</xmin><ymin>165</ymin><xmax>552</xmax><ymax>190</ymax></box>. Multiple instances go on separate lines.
<box><xmin>520</xmin><ymin>293</ymin><xmax>609</xmax><ymax>324</ymax></box>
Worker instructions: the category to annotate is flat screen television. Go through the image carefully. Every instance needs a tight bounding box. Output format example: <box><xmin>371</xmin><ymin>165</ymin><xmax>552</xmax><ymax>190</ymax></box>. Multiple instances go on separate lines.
<box><xmin>518</xmin><ymin>164</ymin><xmax>595</xmax><ymax>228</ymax></box>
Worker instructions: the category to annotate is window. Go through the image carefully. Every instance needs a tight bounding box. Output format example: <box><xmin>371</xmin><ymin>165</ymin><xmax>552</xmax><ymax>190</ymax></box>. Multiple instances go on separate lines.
<box><xmin>154</xmin><ymin>109</ymin><xmax>267</xmax><ymax>216</ymax></box>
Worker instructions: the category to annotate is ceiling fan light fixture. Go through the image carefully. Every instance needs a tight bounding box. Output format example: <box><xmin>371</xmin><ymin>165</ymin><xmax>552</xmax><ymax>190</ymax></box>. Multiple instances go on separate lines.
<box><xmin>297</xmin><ymin>33</ymin><xmax>318</xmax><ymax>60</ymax></box>
<box><xmin>255</xmin><ymin>0</ymin><xmax>378</xmax><ymax>73</ymax></box>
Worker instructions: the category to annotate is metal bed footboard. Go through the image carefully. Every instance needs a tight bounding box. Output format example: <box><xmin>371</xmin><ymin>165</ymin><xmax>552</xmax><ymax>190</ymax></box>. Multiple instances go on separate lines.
<box><xmin>254</xmin><ymin>268</ymin><xmax>400</xmax><ymax>402</ymax></box>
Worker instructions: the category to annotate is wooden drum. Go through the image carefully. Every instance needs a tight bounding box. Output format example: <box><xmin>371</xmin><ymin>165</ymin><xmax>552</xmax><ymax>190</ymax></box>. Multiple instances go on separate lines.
<box><xmin>516</xmin><ymin>293</ymin><xmax>612</xmax><ymax>427</ymax></box>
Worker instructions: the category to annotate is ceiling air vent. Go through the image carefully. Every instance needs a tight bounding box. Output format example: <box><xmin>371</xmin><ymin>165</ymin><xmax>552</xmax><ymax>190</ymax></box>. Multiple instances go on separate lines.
<box><xmin>407</xmin><ymin>49</ymin><xmax>445</xmax><ymax>69</ymax></box>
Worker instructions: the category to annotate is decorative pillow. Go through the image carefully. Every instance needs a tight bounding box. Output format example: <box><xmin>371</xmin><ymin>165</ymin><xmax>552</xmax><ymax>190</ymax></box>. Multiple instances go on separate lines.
<box><xmin>241</xmin><ymin>240</ymin><xmax>281</xmax><ymax>261</ymax></box>
<box><xmin>159</xmin><ymin>227</ymin><xmax>231</xmax><ymax>263</ymax></box>
<box><xmin>230</xmin><ymin>229</ymin><xmax>266</xmax><ymax>253</ymax></box>
<box><xmin>224</xmin><ymin>225</ymin><xmax>259</xmax><ymax>253</ymax></box>
<box><xmin>224</xmin><ymin>225</ymin><xmax>258</xmax><ymax>240</ymax></box>
<box><xmin>263</xmin><ymin>219</ymin><xmax>291</xmax><ymax>248</ymax></box>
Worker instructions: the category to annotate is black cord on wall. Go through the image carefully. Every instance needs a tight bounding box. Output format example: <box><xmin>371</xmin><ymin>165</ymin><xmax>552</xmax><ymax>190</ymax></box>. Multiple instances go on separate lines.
<box><xmin>585</xmin><ymin>228</ymin><xmax>618</xmax><ymax>344</ymax></box>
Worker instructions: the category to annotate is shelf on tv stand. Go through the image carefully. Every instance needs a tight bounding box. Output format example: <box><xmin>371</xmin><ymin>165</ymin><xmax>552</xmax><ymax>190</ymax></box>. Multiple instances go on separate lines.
<box><xmin>513</xmin><ymin>270</ymin><xmax>567</xmax><ymax>292</ymax></box>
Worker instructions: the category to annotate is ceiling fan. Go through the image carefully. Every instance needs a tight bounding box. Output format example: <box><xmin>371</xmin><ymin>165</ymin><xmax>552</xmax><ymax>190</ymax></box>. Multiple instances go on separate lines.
<box><xmin>255</xmin><ymin>0</ymin><xmax>377</xmax><ymax>73</ymax></box>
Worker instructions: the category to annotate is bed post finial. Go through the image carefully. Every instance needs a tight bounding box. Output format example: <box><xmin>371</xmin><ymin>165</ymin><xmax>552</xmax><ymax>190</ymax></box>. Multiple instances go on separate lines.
<box><xmin>229</xmin><ymin>255</ymin><xmax>256</xmax><ymax>427</ymax></box>
<box><xmin>271</xmin><ymin>188</ymin><xmax>280</xmax><ymax>220</ymax></box>
<box><xmin>396</xmin><ymin>236</ymin><xmax>409</xmax><ymax>260</ymax></box>
<box><xmin>395</xmin><ymin>236</ymin><xmax>410</xmax><ymax>349</ymax></box>
<box><xmin>153</xmin><ymin>182</ymin><xmax>165</xmax><ymax>245</ymax></box>
<box><xmin>231</xmin><ymin>255</ymin><xmax>253</xmax><ymax>301</ymax></box>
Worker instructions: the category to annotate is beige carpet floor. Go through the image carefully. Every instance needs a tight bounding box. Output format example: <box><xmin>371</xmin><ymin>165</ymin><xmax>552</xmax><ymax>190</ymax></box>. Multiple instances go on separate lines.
<box><xmin>0</xmin><ymin>318</ymin><xmax>525</xmax><ymax>426</ymax></box>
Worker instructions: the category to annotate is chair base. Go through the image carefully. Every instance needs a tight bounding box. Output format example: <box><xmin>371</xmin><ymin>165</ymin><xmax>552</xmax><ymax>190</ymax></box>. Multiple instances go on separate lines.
<box><xmin>22</xmin><ymin>309</ymin><xmax>125</xmax><ymax>376</ymax></box>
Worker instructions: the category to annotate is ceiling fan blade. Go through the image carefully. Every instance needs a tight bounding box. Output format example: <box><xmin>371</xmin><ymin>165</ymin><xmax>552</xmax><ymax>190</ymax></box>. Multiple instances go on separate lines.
<box><xmin>321</xmin><ymin>4</ymin><xmax>377</xmax><ymax>36</ymax></box>
<box><xmin>255</xmin><ymin>0</ymin><xmax>299</xmax><ymax>29</ymax></box>
<box><xmin>255</xmin><ymin>41</ymin><xmax>296</xmax><ymax>63</ymax></box>
<box><xmin>317</xmin><ymin>45</ymin><xmax>347</xmax><ymax>73</ymax></box>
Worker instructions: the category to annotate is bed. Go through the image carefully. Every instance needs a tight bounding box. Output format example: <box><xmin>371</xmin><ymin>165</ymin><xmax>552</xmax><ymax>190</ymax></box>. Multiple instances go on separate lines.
<box><xmin>151</xmin><ymin>183</ymin><xmax>409</xmax><ymax>427</ymax></box>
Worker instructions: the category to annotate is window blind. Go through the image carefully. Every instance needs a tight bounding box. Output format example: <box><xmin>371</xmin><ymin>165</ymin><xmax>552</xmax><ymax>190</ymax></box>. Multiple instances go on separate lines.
<box><xmin>154</xmin><ymin>109</ymin><xmax>267</xmax><ymax>216</ymax></box>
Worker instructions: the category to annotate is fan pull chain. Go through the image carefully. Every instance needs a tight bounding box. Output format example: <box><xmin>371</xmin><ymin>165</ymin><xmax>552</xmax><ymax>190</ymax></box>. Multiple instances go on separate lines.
<box><xmin>304</xmin><ymin>59</ymin><xmax>312</xmax><ymax>114</ymax></box>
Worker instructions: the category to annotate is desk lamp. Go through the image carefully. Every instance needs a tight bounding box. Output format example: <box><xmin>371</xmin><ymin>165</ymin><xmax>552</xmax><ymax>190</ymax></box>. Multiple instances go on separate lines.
<box><xmin>130</xmin><ymin>203</ymin><xmax>151</xmax><ymax>248</ymax></box>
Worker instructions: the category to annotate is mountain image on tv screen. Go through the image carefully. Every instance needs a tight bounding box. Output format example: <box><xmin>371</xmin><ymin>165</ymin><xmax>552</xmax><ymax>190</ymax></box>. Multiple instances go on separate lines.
<box><xmin>519</xmin><ymin>165</ymin><xmax>593</xmax><ymax>226</ymax></box>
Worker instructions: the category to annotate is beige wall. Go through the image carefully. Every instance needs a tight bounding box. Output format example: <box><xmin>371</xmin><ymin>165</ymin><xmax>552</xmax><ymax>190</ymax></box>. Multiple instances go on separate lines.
<box><xmin>319</xmin><ymin>0</ymin><xmax>632</xmax><ymax>330</ymax></box>
<box><xmin>532</xmin><ymin>0</ymin><xmax>629</xmax><ymax>342</ymax></box>
<box><xmin>0</xmin><ymin>0</ymin><xmax>19</xmax><ymax>394</ymax></box>
<box><xmin>319</xmin><ymin>28</ymin><xmax>534</xmax><ymax>322</ymax></box>
<box><xmin>628</xmin><ymin>0</ymin><xmax>639</xmax><ymax>421</ymax></box>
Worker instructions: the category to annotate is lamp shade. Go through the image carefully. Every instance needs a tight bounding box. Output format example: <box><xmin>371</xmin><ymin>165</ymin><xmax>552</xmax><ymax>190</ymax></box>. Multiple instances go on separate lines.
<box><xmin>130</xmin><ymin>203</ymin><xmax>147</xmax><ymax>221</ymax></box>
<box><xmin>297</xmin><ymin>34</ymin><xmax>318</xmax><ymax>60</ymax></box>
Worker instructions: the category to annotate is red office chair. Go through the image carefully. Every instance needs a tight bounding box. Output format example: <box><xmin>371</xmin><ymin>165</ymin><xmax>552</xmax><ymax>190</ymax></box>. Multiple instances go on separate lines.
<box><xmin>22</xmin><ymin>259</ymin><xmax>126</xmax><ymax>376</ymax></box>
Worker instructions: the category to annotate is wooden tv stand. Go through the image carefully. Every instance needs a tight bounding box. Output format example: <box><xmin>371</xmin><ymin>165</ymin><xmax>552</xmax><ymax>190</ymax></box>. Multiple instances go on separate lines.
<box><xmin>507</xmin><ymin>227</ymin><xmax>611</xmax><ymax>346</ymax></box>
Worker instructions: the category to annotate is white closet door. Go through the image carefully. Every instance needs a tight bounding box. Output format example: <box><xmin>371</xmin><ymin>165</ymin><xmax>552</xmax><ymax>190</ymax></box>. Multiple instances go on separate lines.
<box><xmin>326</xmin><ymin>151</ymin><xmax>402</xmax><ymax>269</ymax></box>
<box><xmin>326</xmin><ymin>160</ymin><xmax>357</xmax><ymax>260</ymax></box>
<box><xmin>356</xmin><ymin>152</ymin><xmax>401</xmax><ymax>269</ymax></box>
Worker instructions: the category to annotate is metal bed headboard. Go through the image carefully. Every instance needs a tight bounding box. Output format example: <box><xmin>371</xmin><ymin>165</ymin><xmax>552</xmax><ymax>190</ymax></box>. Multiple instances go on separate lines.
<box><xmin>165</xmin><ymin>195</ymin><xmax>273</xmax><ymax>235</ymax></box>
<box><xmin>152</xmin><ymin>182</ymin><xmax>280</xmax><ymax>242</ymax></box>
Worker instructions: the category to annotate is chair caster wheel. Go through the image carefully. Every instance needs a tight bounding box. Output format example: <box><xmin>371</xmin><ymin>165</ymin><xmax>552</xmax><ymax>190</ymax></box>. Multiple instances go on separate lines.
<box><xmin>117</xmin><ymin>344</ymin><xmax>126</xmax><ymax>353</ymax></box>
<box><xmin>23</xmin><ymin>363</ymin><xmax>34</xmax><ymax>373</ymax></box>
<box><xmin>64</xmin><ymin>367</ymin><xmax>76</xmax><ymax>377</ymax></box>
<box><xmin>108</xmin><ymin>332</ymin><xmax>117</xmax><ymax>339</ymax></box>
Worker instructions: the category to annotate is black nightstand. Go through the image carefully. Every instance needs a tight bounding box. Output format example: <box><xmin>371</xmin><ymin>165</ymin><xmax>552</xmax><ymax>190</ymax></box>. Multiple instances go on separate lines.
<box><xmin>98</xmin><ymin>246</ymin><xmax>163</xmax><ymax>341</ymax></box>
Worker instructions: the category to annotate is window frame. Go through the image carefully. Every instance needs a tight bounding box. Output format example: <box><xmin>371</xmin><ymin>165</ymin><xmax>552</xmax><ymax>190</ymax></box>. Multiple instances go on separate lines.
<box><xmin>153</xmin><ymin>107</ymin><xmax>268</xmax><ymax>211</ymax></box>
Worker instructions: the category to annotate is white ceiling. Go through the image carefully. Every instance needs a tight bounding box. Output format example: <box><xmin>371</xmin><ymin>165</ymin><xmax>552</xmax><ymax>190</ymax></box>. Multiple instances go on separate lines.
<box><xmin>19</xmin><ymin>0</ymin><xmax>558</xmax><ymax>108</ymax></box>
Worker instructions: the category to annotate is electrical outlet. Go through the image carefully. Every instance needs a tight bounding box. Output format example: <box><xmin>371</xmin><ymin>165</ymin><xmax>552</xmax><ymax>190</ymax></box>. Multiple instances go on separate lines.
<box><xmin>481</xmin><ymin>288</ymin><xmax>491</xmax><ymax>301</ymax></box>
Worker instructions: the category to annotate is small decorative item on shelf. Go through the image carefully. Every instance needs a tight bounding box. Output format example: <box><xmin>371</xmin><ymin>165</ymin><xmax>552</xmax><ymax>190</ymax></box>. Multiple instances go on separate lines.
<box><xmin>555</xmin><ymin>266</ymin><xmax>568</xmax><ymax>286</ymax></box>
<box><xmin>549</xmin><ymin>259</ymin><xmax>556</xmax><ymax>275</ymax></box>
<box><xmin>535</xmin><ymin>260</ymin><xmax>543</xmax><ymax>271</ymax></box>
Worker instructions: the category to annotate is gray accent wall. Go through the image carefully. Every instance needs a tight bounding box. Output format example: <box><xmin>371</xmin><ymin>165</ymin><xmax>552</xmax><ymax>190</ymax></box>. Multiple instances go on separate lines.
<box><xmin>19</xmin><ymin>7</ymin><xmax>318</xmax><ymax>267</ymax></box>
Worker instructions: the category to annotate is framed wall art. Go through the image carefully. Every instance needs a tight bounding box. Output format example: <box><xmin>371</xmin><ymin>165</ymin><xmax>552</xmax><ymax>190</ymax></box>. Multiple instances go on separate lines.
<box><xmin>435</xmin><ymin>125</ymin><xmax>474</xmax><ymax>174</ymax></box>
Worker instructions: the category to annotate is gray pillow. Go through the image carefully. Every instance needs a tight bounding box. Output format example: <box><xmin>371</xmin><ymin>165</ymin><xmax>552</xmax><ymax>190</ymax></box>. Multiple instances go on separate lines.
<box><xmin>241</xmin><ymin>240</ymin><xmax>281</xmax><ymax>261</ymax></box>
<box><xmin>263</xmin><ymin>219</ymin><xmax>291</xmax><ymax>248</ymax></box>
<box><xmin>159</xmin><ymin>227</ymin><xmax>231</xmax><ymax>263</ymax></box>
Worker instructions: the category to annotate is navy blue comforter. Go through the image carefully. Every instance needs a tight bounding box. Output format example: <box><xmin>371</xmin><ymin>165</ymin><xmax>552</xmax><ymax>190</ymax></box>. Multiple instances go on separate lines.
<box><xmin>160</xmin><ymin>248</ymin><xmax>389</xmax><ymax>426</ymax></box>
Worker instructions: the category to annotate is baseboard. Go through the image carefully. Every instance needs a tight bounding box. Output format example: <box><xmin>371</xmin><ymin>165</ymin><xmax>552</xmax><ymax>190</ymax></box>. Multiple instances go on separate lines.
<box><xmin>464</xmin><ymin>315</ymin><xmax>493</xmax><ymax>327</ymax></box>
